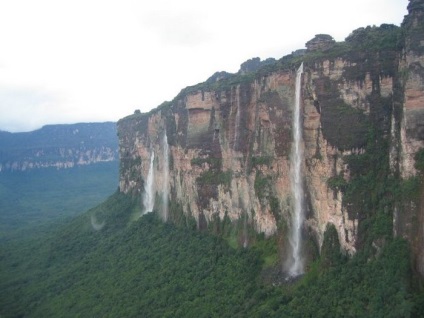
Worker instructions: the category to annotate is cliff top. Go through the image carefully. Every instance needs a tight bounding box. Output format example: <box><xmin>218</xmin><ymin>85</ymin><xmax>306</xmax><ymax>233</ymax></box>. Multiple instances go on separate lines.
<box><xmin>120</xmin><ymin>22</ymin><xmax>402</xmax><ymax>124</ymax></box>
<box><xmin>408</xmin><ymin>0</ymin><xmax>424</xmax><ymax>12</ymax></box>
<box><xmin>305</xmin><ymin>34</ymin><xmax>336</xmax><ymax>51</ymax></box>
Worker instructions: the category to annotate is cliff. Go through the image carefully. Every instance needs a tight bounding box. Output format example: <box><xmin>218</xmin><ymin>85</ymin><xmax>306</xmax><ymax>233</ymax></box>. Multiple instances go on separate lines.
<box><xmin>0</xmin><ymin>122</ymin><xmax>119</xmax><ymax>171</ymax></box>
<box><xmin>118</xmin><ymin>0</ymin><xmax>424</xmax><ymax>274</ymax></box>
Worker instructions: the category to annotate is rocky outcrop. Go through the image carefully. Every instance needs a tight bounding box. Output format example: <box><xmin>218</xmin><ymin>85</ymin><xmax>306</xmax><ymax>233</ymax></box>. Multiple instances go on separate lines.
<box><xmin>118</xmin><ymin>1</ymin><xmax>424</xmax><ymax>271</ymax></box>
<box><xmin>0</xmin><ymin>122</ymin><xmax>118</xmax><ymax>171</ymax></box>
<box><xmin>305</xmin><ymin>34</ymin><xmax>336</xmax><ymax>52</ymax></box>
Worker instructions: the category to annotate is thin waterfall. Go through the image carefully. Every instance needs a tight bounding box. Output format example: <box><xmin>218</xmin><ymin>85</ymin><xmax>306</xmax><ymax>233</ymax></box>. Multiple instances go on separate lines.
<box><xmin>289</xmin><ymin>62</ymin><xmax>304</xmax><ymax>276</ymax></box>
<box><xmin>162</xmin><ymin>131</ymin><xmax>169</xmax><ymax>221</ymax></box>
<box><xmin>234</xmin><ymin>94</ymin><xmax>241</xmax><ymax>151</ymax></box>
<box><xmin>143</xmin><ymin>151</ymin><xmax>155</xmax><ymax>215</ymax></box>
<box><xmin>233</xmin><ymin>88</ymin><xmax>248</xmax><ymax>247</ymax></box>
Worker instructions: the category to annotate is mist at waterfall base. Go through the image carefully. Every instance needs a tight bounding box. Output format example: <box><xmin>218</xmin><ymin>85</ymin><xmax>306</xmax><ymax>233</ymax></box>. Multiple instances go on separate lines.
<box><xmin>286</xmin><ymin>62</ymin><xmax>305</xmax><ymax>278</ymax></box>
<box><xmin>90</xmin><ymin>214</ymin><xmax>105</xmax><ymax>231</ymax></box>
<box><xmin>162</xmin><ymin>132</ymin><xmax>170</xmax><ymax>221</ymax></box>
<box><xmin>142</xmin><ymin>151</ymin><xmax>155</xmax><ymax>215</ymax></box>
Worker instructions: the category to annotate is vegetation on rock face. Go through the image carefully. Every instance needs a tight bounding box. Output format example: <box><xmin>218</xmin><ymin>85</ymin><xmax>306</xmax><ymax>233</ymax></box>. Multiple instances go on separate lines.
<box><xmin>196</xmin><ymin>170</ymin><xmax>232</xmax><ymax>188</ymax></box>
<box><xmin>345</xmin><ymin>24</ymin><xmax>402</xmax><ymax>52</ymax></box>
<box><xmin>415</xmin><ymin>148</ymin><xmax>424</xmax><ymax>174</ymax></box>
<box><xmin>318</xmin><ymin>79</ymin><xmax>370</xmax><ymax>150</ymax></box>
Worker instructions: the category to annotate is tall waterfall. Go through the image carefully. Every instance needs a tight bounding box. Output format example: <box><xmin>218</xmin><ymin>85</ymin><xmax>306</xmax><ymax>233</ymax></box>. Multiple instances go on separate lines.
<box><xmin>162</xmin><ymin>131</ymin><xmax>169</xmax><ymax>221</ymax></box>
<box><xmin>143</xmin><ymin>151</ymin><xmax>155</xmax><ymax>214</ymax></box>
<box><xmin>234</xmin><ymin>97</ymin><xmax>241</xmax><ymax>151</ymax></box>
<box><xmin>232</xmin><ymin>90</ymin><xmax>249</xmax><ymax>247</ymax></box>
<box><xmin>289</xmin><ymin>62</ymin><xmax>304</xmax><ymax>276</ymax></box>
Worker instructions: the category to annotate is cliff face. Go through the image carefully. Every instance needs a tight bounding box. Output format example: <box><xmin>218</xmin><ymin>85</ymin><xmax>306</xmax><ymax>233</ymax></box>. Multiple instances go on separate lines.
<box><xmin>400</xmin><ymin>0</ymin><xmax>424</xmax><ymax>178</ymax></box>
<box><xmin>118</xmin><ymin>0</ymin><xmax>424</xmax><ymax>271</ymax></box>
<box><xmin>397</xmin><ymin>0</ymin><xmax>424</xmax><ymax>276</ymax></box>
<box><xmin>0</xmin><ymin>122</ymin><xmax>118</xmax><ymax>171</ymax></box>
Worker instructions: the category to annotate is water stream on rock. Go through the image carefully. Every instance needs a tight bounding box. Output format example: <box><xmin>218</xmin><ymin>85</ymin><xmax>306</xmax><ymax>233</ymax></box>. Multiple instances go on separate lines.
<box><xmin>143</xmin><ymin>150</ymin><xmax>155</xmax><ymax>215</ymax></box>
<box><xmin>162</xmin><ymin>131</ymin><xmax>169</xmax><ymax>221</ymax></box>
<box><xmin>234</xmin><ymin>91</ymin><xmax>241</xmax><ymax>151</ymax></box>
<box><xmin>233</xmin><ymin>92</ymin><xmax>248</xmax><ymax>247</ymax></box>
<box><xmin>288</xmin><ymin>62</ymin><xmax>304</xmax><ymax>276</ymax></box>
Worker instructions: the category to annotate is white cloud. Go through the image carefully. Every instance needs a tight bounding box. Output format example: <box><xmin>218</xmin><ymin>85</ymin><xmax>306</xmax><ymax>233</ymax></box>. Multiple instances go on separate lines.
<box><xmin>0</xmin><ymin>0</ymin><xmax>409</xmax><ymax>132</ymax></box>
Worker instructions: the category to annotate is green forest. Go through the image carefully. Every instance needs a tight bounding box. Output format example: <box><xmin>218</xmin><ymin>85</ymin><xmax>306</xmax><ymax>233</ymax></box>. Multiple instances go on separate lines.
<box><xmin>1</xmin><ymin>190</ymin><xmax>423</xmax><ymax>317</ymax></box>
<box><xmin>0</xmin><ymin>161</ymin><xmax>118</xmax><ymax>240</ymax></box>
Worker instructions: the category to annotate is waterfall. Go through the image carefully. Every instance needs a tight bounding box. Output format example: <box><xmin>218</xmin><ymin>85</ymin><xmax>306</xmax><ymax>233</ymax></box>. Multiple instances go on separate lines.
<box><xmin>233</xmin><ymin>87</ymin><xmax>249</xmax><ymax>248</ymax></box>
<box><xmin>143</xmin><ymin>151</ymin><xmax>155</xmax><ymax>214</ymax></box>
<box><xmin>234</xmin><ymin>87</ymin><xmax>241</xmax><ymax>150</ymax></box>
<box><xmin>162</xmin><ymin>131</ymin><xmax>169</xmax><ymax>221</ymax></box>
<box><xmin>289</xmin><ymin>63</ymin><xmax>304</xmax><ymax>276</ymax></box>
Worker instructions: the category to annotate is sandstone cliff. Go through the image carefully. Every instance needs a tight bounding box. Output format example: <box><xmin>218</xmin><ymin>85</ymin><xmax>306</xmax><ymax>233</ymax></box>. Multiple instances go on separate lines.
<box><xmin>0</xmin><ymin>122</ymin><xmax>118</xmax><ymax>171</ymax></box>
<box><xmin>118</xmin><ymin>0</ymin><xmax>424</xmax><ymax>273</ymax></box>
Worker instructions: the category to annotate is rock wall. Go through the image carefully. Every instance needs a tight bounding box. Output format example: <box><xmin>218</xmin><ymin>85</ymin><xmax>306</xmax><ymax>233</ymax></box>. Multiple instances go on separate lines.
<box><xmin>400</xmin><ymin>0</ymin><xmax>424</xmax><ymax>178</ymax></box>
<box><xmin>118</xmin><ymin>61</ymin><xmax>385</xmax><ymax>255</ymax></box>
<box><xmin>118</xmin><ymin>0</ymin><xmax>424</xmax><ymax>264</ymax></box>
<box><xmin>396</xmin><ymin>0</ymin><xmax>424</xmax><ymax>277</ymax></box>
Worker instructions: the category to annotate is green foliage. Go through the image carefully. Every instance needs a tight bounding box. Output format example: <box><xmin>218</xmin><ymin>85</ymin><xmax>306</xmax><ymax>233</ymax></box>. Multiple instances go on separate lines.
<box><xmin>179</xmin><ymin>71</ymin><xmax>257</xmax><ymax>97</ymax></box>
<box><xmin>320</xmin><ymin>224</ymin><xmax>345</xmax><ymax>268</ymax></box>
<box><xmin>342</xmin><ymin>124</ymin><xmax>397</xmax><ymax>243</ymax></box>
<box><xmin>254</xmin><ymin>172</ymin><xmax>271</xmax><ymax>201</ymax></box>
<box><xmin>345</xmin><ymin>24</ymin><xmax>402</xmax><ymax>52</ymax></box>
<box><xmin>327</xmin><ymin>174</ymin><xmax>347</xmax><ymax>192</ymax></box>
<box><xmin>0</xmin><ymin>162</ymin><xmax>119</xmax><ymax>240</ymax></box>
<box><xmin>250</xmin><ymin>156</ymin><xmax>273</xmax><ymax>168</ymax></box>
<box><xmin>244</xmin><ymin>238</ymin><xmax>414</xmax><ymax>318</ymax></box>
<box><xmin>400</xmin><ymin>176</ymin><xmax>421</xmax><ymax>201</ymax></box>
<box><xmin>415</xmin><ymin>148</ymin><xmax>424</xmax><ymax>173</ymax></box>
<box><xmin>251</xmin><ymin>234</ymin><xmax>279</xmax><ymax>267</ymax></box>
<box><xmin>319</xmin><ymin>87</ymin><xmax>370</xmax><ymax>150</ymax></box>
<box><xmin>168</xmin><ymin>201</ymin><xmax>196</xmax><ymax>229</ymax></box>
<box><xmin>1</xmin><ymin>189</ymin><xmax>420</xmax><ymax>317</ymax></box>
<box><xmin>1</xmin><ymin>193</ymin><xmax>261</xmax><ymax>318</ymax></box>
<box><xmin>196</xmin><ymin>170</ymin><xmax>232</xmax><ymax>188</ymax></box>
<box><xmin>269</xmin><ymin>196</ymin><xmax>281</xmax><ymax>222</ymax></box>
<box><xmin>303</xmin><ymin>41</ymin><xmax>352</xmax><ymax>62</ymax></box>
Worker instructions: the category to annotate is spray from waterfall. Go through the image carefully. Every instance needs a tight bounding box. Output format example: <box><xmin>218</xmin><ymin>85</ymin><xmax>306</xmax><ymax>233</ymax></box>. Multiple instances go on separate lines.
<box><xmin>162</xmin><ymin>131</ymin><xmax>169</xmax><ymax>221</ymax></box>
<box><xmin>90</xmin><ymin>214</ymin><xmax>105</xmax><ymax>231</ymax></box>
<box><xmin>288</xmin><ymin>62</ymin><xmax>304</xmax><ymax>276</ymax></box>
<box><xmin>142</xmin><ymin>151</ymin><xmax>155</xmax><ymax>215</ymax></box>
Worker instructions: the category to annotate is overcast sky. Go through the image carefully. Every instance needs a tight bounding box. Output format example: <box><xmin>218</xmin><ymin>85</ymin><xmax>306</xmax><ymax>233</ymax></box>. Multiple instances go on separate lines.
<box><xmin>0</xmin><ymin>0</ymin><xmax>408</xmax><ymax>132</ymax></box>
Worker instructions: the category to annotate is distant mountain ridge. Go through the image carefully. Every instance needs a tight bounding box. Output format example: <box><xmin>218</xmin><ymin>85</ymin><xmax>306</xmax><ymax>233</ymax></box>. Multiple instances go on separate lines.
<box><xmin>0</xmin><ymin>122</ymin><xmax>118</xmax><ymax>171</ymax></box>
